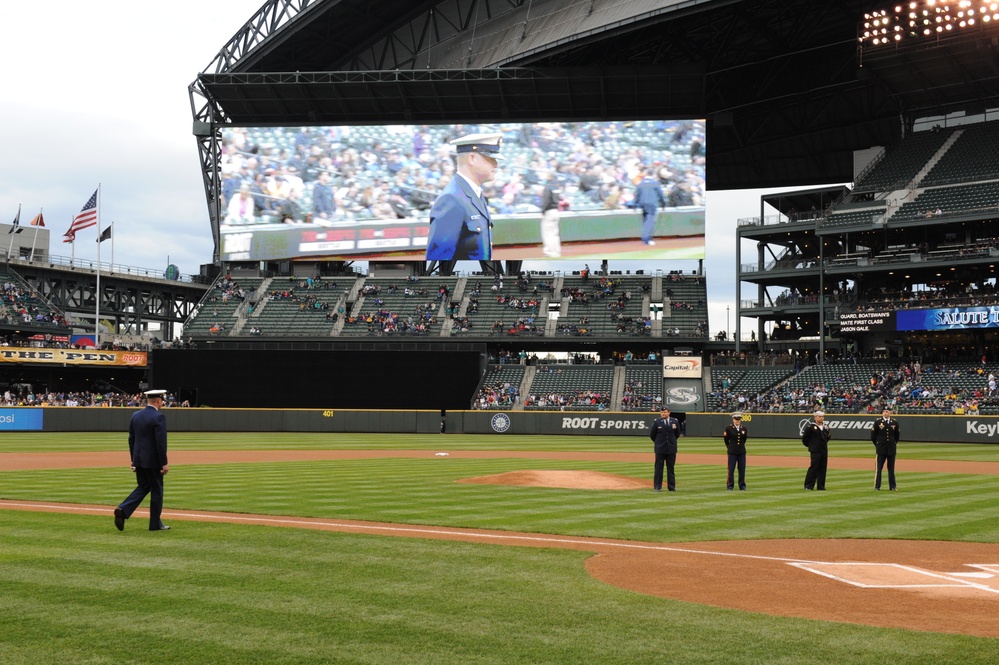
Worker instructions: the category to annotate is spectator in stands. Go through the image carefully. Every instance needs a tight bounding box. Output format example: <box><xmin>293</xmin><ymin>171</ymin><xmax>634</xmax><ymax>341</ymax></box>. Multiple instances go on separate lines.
<box><xmin>225</xmin><ymin>184</ymin><xmax>256</xmax><ymax>225</ymax></box>
<box><xmin>723</xmin><ymin>412</ymin><xmax>748</xmax><ymax>491</ymax></box>
<box><xmin>802</xmin><ymin>410</ymin><xmax>831</xmax><ymax>490</ymax></box>
<box><xmin>871</xmin><ymin>407</ymin><xmax>900</xmax><ymax>491</ymax></box>
<box><xmin>278</xmin><ymin>189</ymin><xmax>304</xmax><ymax>223</ymax></box>
<box><xmin>312</xmin><ymin>171</ymin><xmax>336</xmax><ymax>221</ymax></box>
<box><xmin>649</xmin><ymin>407</ymin><xmax>680</xmax><ymax>492</ymax></box>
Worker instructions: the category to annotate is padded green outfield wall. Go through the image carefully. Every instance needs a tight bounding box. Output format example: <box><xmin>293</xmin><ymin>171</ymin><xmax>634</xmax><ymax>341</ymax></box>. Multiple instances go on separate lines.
<box><xmin>4</xmin><ymin>407</ymin><xmax>998</xmax><ymax>443</ymax></box>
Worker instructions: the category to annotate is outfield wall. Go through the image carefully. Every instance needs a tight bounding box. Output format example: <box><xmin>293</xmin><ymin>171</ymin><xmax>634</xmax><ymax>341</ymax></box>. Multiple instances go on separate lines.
<box><xmin>3</xmin><ymin>407</ymin><xmax>999</xmax><ymax>443</ymax></box>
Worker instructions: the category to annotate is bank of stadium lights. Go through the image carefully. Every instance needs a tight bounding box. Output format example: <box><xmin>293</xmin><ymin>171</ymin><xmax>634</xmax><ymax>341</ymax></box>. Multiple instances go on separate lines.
<box><xmin>860</xmin><ymin>1</ymin><xmax>999</xmax><ymax>48</ymax></box>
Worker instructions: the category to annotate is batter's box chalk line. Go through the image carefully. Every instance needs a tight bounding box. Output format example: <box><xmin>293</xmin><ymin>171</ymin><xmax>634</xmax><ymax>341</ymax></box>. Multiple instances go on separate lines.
<box><xmin>788</xmin><ymin>561</ymin><xmax>999</xmax><ymax>594</ymax></box>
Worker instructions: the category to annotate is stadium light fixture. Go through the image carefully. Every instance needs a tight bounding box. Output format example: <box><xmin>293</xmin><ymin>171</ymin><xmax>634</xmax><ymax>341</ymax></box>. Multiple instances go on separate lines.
<box><xmin>860</xmin><ymin>1</ymin><xmax>999</xmax><ymax>48</ymax></box>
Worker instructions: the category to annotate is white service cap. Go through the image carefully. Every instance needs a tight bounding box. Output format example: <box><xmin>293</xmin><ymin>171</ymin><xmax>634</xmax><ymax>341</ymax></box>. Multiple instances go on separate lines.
<box><xmin>450</xmin><ymin>133</ymin><xmax>504</xmax><ymax>160</ymax></box>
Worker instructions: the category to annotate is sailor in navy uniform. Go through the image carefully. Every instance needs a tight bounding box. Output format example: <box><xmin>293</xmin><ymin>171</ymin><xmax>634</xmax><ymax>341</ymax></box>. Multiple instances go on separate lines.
<box><xmin>426</xmin><ymin>133</ymin><xmax>503</xmax><ymax>261</ymax></box>
<box><xmin>649</xmin><ymin>407</ymin><xmax>680</xmax><ymax>491</ymax></box>
<box><xmin>802</xmin><ymin>410</ymin><xmax>832</xmax><ymax>490</ymax></box>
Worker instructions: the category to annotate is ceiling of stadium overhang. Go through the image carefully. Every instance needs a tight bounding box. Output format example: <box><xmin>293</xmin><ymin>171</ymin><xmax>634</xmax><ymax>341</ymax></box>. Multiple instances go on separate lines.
<box><xmin>200</xmin><ymin>0</ymin><xmax>999</xmax><ymax>191</ymax></box>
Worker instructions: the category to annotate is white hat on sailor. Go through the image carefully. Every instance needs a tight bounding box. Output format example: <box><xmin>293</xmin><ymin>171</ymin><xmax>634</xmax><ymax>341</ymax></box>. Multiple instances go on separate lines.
<box><xmin>144</xmin><ymin>389</ymin><xmax>167</xmax><ymax>398</ymax></box>
<box><xmin>450</xmin><ymin>132</ymin><xmax>504</xmax><ymax>160</ymax></box>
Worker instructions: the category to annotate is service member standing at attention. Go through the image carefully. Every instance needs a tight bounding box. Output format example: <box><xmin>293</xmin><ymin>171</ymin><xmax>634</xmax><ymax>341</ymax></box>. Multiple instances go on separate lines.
<box><xmin>114</xmin><ymin>389</ymin><xmax>171</xmax><ymax>531</ymax></box>
<box><xmin>425</xmin><ymin>133</ymin><xmax>504</xmax><ymax>261</ymax></box>
<box><xmin>723</xmin><ymin>412</ymin><xmax>749</xmax><ymax>491</ymax></box>
<box><xmin>650</xmin><ymin>407</ymin><xmax>680</xmax><ymax>491</ymax></box>
<box><xmin>802</xmin><ymin>410</ymin><xmax>832</xmax><ymax>491</ymax></box>
<box><xmin>871</xmin><ymin>407</ymin><xmax>901</xmax><ymax>491</ymax></box>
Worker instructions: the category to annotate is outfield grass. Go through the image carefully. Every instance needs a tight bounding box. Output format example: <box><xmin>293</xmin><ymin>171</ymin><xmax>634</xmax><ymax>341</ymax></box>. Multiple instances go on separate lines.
<box><xmin>5</xmin><ymin>431</ymin><xmax>999</xmax><ymax>462</ymax></box>
<box><xmin>2</xmin><ymin>432</ymin><xmax>998</xmax><ymax>663</ymax></box>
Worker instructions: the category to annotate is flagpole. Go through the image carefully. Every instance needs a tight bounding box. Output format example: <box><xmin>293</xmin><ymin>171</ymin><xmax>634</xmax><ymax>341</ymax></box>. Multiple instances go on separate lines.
<box><xmin>7</xmin><ymin>204</ymin><xmax>20</xmax><ymax>260</ymax></box>
<box><xmin>69</xmin><ymin>216</ymin><xmax>75</xmax><ymax>267</ymax></box>
<box><xmin>95</xmin><ymin>184</ymin><xmax>102</xmax><ymax>348</ymax></box>
<box><xmin>110</xmin><ymin>220</ymin><xmax>115</xmax><ymax>271</ymax></box>
<box><xmin>29</xmin><ymin>208</ymin><xmax>41</xmax><ymax>262</ymax></box>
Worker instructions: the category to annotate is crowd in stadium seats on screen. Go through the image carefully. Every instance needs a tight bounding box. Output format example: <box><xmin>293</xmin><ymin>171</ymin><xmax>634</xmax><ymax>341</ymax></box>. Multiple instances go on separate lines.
<box><xmin>218</xmin><ymin>121</ymin><xmax>705</xmax><ymax>225</ymax></box>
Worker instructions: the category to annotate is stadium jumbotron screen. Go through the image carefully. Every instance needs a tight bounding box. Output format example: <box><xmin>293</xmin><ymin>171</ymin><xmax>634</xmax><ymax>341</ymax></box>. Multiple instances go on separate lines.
<box><xmin>218</xmin><ymin>120</ymin><xmax>705</xmax><ymax>262</ymax></box>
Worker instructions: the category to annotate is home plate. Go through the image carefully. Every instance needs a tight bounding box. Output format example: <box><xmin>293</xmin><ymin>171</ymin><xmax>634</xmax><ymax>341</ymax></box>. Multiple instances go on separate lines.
<box><xmin>789</xmin><ymin>562</ymin><xmax>970</xmax><ymax>589</ymax></box>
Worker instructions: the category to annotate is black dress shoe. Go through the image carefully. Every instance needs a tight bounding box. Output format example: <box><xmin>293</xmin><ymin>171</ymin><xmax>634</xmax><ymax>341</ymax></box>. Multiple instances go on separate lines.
<box><xmin>150</xmin><ymin>525</ymin><xmax>171</xmax><ymax>531</ymax></box>
<box><xmin>114</xmin><ymin>508</ymin><xmax>125</xmax><ymax>531</ymax></box>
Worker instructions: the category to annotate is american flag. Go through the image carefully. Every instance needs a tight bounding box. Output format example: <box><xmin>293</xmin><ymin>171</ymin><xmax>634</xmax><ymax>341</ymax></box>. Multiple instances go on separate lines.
<box><xmin>67</xmin><ymin>189</ymin><xmax>98</xmax><ymax>235</ymax></box>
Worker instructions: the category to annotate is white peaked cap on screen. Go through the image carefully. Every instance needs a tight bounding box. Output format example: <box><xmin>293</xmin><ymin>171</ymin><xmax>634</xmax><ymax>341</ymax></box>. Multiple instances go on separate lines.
<box><xmin>813</xmin><ymin>410</ymin><xmax>825</xmax><ymax>417</ymax></box>
<box><xmin>144</xmin><ymin>389</ymin><xmax>167</xmax><ymax>397</ymax></box>
<box><xmin>450</xmin><ymin>133</ymin><xmax>505</xmax><ymax>160</ymax></box>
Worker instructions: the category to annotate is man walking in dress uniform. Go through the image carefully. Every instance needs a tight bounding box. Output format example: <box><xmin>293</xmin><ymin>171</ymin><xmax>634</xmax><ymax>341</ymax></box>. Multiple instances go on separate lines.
<box><xmin>114</xmin><ymin>389</ymin><xmax>171</xmax><ymax>531</ymax></box>
<box><xmin>425</xmin><ymin>133</ymin><xmax>504</xmax><ymax>261</ymax></box>
<box><xmin>631</xmin><ymin>168</ymin><xmax>667</xmax><ymax>246</ymax></box>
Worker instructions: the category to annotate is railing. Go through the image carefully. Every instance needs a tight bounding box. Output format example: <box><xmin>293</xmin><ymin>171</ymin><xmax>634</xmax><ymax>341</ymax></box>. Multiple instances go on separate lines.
<box><xmin>737</xmin><ymin>213</ymin><xmax>817</xmax><ymax>227</ymax></box>
<box><xmin>6</xmin><ymin>253</ymin><xmax>199</xmax><ymax>283</ymax></box>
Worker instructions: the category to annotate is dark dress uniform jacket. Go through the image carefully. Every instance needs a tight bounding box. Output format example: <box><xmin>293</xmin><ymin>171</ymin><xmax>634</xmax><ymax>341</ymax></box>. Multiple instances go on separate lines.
<box><xmin>650</xmin><ymin>416</ymin><xmax>679</xmax><ymax>454</ymax></box>
<box><xmin>871</xmin><ymin>418</ymin><xmax>900</xmax><ymax>455</ymax></box>
<box><xmin>801</xmin><ymin>422</ymin><xmax>831</xmax><ymax>452</ymax></box>
<box><xmin>129</xmin><ymin>405</ymin><xmax>168</xmax><ymax>470</ymax></box>
<box><xmin>723</xmin><ymin>425</ymin><xmax>748</xmax><ymax>455</ymax></box>
<box><xmin>632</xmin><ymin>178</ymin><xmax>667</xmax><ymax>213</ymax></box>
<box><xmin>426</xmin><ymin>176</ymin><xmax>492</xmax><ymax>260</ymax></box>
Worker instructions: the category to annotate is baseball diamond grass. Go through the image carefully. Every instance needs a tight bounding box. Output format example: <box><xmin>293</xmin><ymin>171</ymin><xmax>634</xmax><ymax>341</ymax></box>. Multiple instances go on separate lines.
<box><xmin>2</xmin><ymin>432</ymin><xmax>999</xmax><ymax>663</ymax></box>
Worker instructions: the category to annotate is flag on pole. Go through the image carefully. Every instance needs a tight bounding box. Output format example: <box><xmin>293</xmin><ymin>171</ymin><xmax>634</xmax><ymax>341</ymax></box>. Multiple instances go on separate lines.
<box><xmin>29</xmin><ymin>212</ymin><xmax>45</xmax><ymax>227</ymax></box>
<box><xmin>67</xmin><ymin>189</ymin><xmax>98</xmax><ymax>235</ymax></box>
<box><xmin>7</xmin><ymin>206</ymin><xmax>20</xmax><ymax>234</ymax></box>
<box><xmin>97</xmin><ymin>225</ymin><xmax>112</xmax><ymax>243</ymax></box>
<box><xmin>63</xmin><ymin>231</ymin><xmax>75</xmax><ymax>243</ymax></box>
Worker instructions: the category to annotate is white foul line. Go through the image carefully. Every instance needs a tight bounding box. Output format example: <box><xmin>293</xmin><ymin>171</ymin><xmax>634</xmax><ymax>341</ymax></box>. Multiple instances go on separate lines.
<box><xmin>4</xmin><ymin>500</ymin><xmax>999</xmax><ymax>596</ymax></box>
<box><xmin>0</xmin><ymin>500</ymin><xmax>821</xmax><ymax>563</ymax></box>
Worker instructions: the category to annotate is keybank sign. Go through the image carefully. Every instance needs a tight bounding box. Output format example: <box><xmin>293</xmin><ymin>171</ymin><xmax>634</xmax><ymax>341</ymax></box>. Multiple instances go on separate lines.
<box><xmin>967</xmin><ymin>421</ymin><xmax>999</xmax><ymax>437</ymax></box>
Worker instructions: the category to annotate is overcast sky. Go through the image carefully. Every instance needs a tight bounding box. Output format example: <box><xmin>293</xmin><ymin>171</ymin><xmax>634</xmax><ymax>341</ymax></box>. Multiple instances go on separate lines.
<box><xmin>0</xmin><ymin>1</ymin><xmax>812</xmax><ymax>341</ymax></box>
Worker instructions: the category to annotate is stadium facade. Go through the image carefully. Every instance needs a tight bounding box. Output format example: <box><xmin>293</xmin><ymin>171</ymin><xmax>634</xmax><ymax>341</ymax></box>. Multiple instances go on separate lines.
<box><xmin>5</xmin><ymin>0</ymin><xmax>999</xmax><ymax>410</ymax></box>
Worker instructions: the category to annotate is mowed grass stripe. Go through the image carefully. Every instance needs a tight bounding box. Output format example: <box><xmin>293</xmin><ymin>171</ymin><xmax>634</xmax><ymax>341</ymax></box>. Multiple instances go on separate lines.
<box><xmin>4</xmin><ymin>458</ymin><xmax>999</xmax><ymax>543</ymax></box>
<box><xmin>5</xmin><ymin>430</ymin><xmax>999</xmax><ymax>463</ymax></box>
<box><xmin>2</xmin><ymin>511</ymin><xmax>997</xmax><ymax>665</ymax></box>
<box><xmin>4</xmin><ymin>432</ymin><xmax>999</xmax><ymax>664</ymax></box>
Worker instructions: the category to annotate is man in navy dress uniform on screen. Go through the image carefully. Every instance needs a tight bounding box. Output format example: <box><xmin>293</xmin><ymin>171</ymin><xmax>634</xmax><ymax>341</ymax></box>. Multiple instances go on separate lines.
<box><xmin>425</xmin><ymin>133</ymin><xmax>504</xmax><ymax>261</ymax></box>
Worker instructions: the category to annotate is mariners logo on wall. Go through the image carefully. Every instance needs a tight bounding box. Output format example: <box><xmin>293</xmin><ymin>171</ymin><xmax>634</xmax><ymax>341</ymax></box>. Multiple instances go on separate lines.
<box><xmin>665</xmin><ymin>386</ymin><xmax>700</xmax><ymax>405</ymax></box>
<box><xmin>490</xmin><ymin>413</ymin><xmax>512</xmax><ymax>432</ymax></box>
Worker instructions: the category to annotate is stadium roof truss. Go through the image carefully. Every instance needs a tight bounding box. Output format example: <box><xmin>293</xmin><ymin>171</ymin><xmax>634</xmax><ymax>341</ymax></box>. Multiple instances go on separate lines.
<box><xmin>191</xmin><ymin>0</ymin><xmax>999</xmax><ymax>261</ymax></box>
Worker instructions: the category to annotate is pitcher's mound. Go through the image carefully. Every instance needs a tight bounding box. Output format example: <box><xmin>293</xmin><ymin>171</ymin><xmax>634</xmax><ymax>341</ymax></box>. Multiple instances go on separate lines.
<box><xmin>458</xmin><ymin>470</ymin><xmax>648</xmax><ymax>490</ymax></box>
